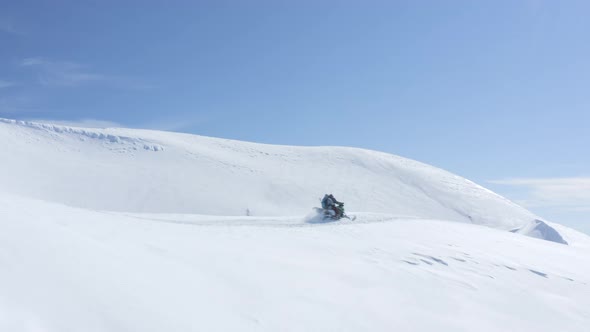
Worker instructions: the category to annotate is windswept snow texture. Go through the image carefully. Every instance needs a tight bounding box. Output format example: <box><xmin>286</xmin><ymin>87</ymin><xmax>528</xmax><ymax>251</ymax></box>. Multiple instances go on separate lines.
<box><xmin>0</xmin><ymin>119</ymin><xmax>571</xmax><ymax>244</ymax></box>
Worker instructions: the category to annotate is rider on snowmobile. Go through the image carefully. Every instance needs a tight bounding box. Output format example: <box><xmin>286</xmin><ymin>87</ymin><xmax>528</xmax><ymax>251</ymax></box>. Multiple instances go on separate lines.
<box><xmin>321</xmin><ymin>194</ymin><xmax>343</xmax><ymax>219</ymax></box>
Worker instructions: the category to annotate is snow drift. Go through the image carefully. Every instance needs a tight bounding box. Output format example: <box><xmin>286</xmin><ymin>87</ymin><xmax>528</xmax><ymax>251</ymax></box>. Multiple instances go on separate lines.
<box><xmin>0</xmin><ymin>118</ymin><xmax>568</xmax><ymax>243</ymax></box>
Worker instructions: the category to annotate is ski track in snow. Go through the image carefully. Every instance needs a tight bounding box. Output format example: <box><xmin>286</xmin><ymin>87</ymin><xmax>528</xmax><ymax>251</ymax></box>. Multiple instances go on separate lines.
<box><xmin>102</xmin><ymin>211</ymin><xmax>415</xmax><ymax>228</ymax></box>
<box><xmin>85</xmin><ymin>209</ymin><xmax>590</xmax><ymax>290</ymax></box>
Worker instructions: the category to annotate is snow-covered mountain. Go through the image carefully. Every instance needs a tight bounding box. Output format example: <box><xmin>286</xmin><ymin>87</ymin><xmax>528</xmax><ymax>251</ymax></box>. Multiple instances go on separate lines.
<box><xmin>1</xmin><ymin>118</ymin><xmax>589</xmax><ymax>331</ymax></box>
<box><xmin>0</xmin><ymin>119</ymin><xmax>573</xmax><ymax>244</ymax></box>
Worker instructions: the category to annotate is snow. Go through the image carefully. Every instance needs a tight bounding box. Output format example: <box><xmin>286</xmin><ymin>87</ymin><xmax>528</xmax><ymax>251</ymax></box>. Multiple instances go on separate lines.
<box><xmin>0</xmin><ymin>118</ymin><xmax>589</xmax><ymax>331</ymax></box>
<box><xmin>0</xmin><ymin>118</ymin><xmax>577</xmax><ymax>244</ymax></box>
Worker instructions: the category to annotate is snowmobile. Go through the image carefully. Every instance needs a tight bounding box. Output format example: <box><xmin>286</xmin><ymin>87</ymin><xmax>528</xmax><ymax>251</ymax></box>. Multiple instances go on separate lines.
<box><xmin>314</xmin><ymin>202</ymin><xmax>355</xmax><ymax>221</ymax></box>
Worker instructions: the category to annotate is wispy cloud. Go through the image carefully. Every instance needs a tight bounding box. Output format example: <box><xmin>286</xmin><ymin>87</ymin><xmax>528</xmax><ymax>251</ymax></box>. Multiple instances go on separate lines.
<box><xmin>490</xmin><ymin>177</ymin><xmax>590</xmax><ymax>211</ymax></box>
<box><xmin>19</xmin><ymin>57</ymin><xmax>152</xmax><ymax>89</ymax></box>
<box><xmin>0</xmin><ymin>80</ymin><xmax>16</xmax><ymax>89</ymax></box>
<box><xmin>20</xmin><ymin>57</ymin><xmax>105</xmax><ymax>87</ymax></box>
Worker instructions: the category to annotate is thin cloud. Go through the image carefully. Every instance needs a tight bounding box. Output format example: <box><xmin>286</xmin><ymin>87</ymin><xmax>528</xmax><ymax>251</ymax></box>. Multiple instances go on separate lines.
<box><xmin>0</xmin><ymin>80</ymin><xmax>16</xmax><ymax>89</ymax></box>
<box><xmin>20</xmin><ymin>58</ymin><xmax>45</xmax><ymax>66</ymax></box>
<box><xmin>490</xmin><ymin>177</ymin><xmax>590</xmax><ymax>211</ymax></box>
<box><xmin>20</xmin><ymin>57</ymin><xmax>105</xmax><ymax>87</ymax></box>
<box><xmin>20</xmin><ymin>57</ymin><xmax>151</xmax><ymax>89</ymax></box>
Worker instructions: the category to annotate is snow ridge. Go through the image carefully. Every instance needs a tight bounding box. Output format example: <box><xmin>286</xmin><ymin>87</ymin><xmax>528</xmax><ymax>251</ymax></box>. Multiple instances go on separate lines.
<box><xmin>0</xmin><ymin>118</ymin><xmax>164</xmax><ymax>151</ymax></box>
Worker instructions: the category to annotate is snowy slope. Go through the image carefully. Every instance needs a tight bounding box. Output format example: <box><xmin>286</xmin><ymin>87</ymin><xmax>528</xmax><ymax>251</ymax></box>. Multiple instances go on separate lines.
<box><xmin>1</xmin><ymin>118</ymin><xmax>590</xmax><ymax>331</ymax></box>
<box><xmin>0</xmin><ymin>119</ymin><xmax>573</xmax><ymax>244</ymax></box>
<box><xmin>0</xmin><ymin>192</ymin><xmax>589</xmax><ymax>332</ymax></box>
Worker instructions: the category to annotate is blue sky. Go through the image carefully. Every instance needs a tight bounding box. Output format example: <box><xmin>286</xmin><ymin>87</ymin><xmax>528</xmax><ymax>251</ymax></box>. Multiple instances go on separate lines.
<box><xmin>1</xmin><ymin>1</ymin><xmax>588</xmax><ymax>233</ymax></box>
